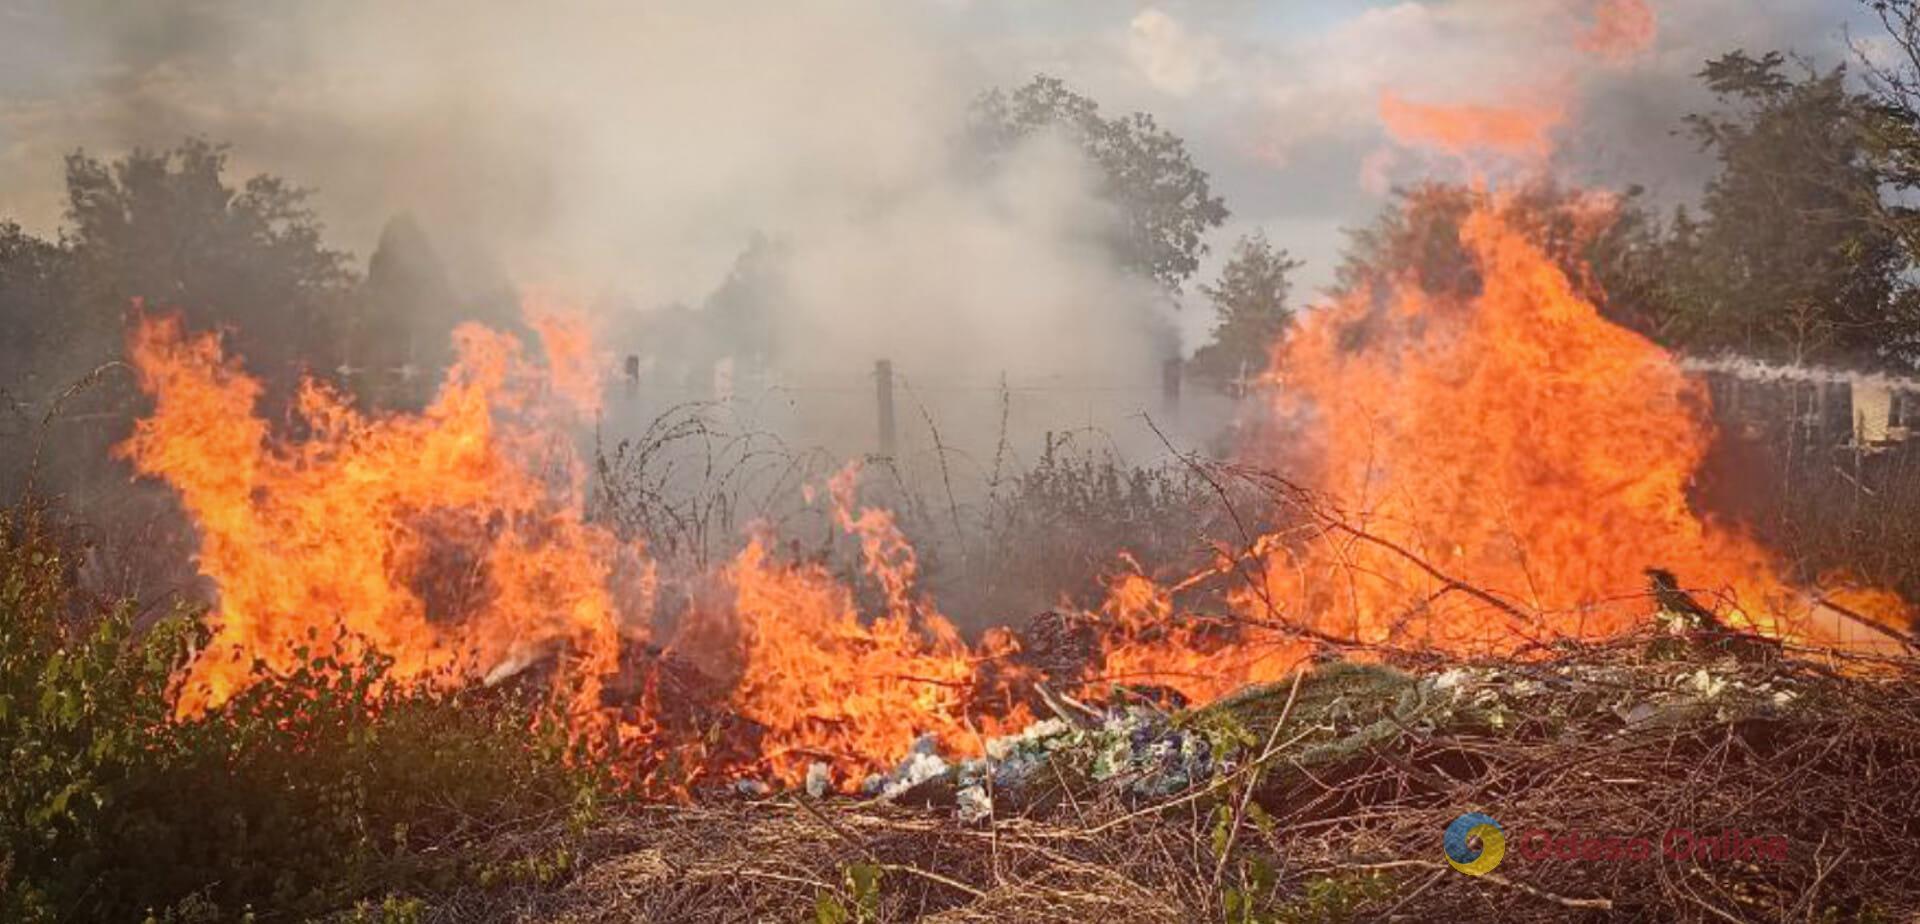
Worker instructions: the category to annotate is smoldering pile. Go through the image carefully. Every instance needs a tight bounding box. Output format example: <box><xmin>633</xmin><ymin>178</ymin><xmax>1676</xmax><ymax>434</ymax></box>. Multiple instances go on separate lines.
<box><xmin>439</xmin><ymin>613</ymin><xmax>1920</xmax><ymax>923</ymax></box>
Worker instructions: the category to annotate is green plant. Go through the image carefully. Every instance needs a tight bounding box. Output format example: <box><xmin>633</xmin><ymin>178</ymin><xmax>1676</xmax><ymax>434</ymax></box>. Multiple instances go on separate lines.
<box><xmin>1269</xmin><ymin>873</ymin><xmax>1394</xmax><ymax>924</ymax></box>
<box><xmin>1220</xmin><ymin>853</ymin><xmax>1278</xmax><ymax>924</ymax></box>
<box><xmin>814</xmin><ymin>862</ymin><xmax>882</xmax><ymax>924</ymax></box>
<box><xmin>0</xmin><ymin>499</ymin><xmax>605</xmax><ymax>921</ymax></box>
<box><xmin>336</xmin><ymin>895</ymin><xmax>427</xmax><ymax>924</ymax></box>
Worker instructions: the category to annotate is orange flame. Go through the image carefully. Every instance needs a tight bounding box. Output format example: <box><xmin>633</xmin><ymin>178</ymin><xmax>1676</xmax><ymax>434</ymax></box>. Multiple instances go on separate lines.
<box><xmin>120</xmin><ymin>311</ymin><xmax>637</xmax><ymax>732</ymax></box>
<box><xmin>122</xmin><ymin>223</ymin><xmax>1912</xmax><ymax>792</ymax></box>
<box><xmin>1379</xmin><ymin>92</ymin><xmax>1564</xmax><ymax>162</ymax></box>
<box><xmin>525</xmin><ymin>300</ymin><xmax>605</xmax><ymax>417</ymax></box>
<box><xmin>122</xmin><ymin>307</ymin><xmax>1040</xmax><ymax>790</ymax></box>
<box><xmin>1265</xmin><ymin>199</ymin><xmax>1779</xmax><ymax>639</ymax></box>
<box><xmin>722</xmin><ymin>464</ymin><xmax>1029</xmax><ymax>791</ymax></box>
<box><xmin>1091</xmin><ymin>193</ymin><xmax>1915</xmax><ymax>703</ymax></box>
<box><xmin>1093</xmin><ymin>559</ymin><xmax>1308</xmax><ymax>704</ymax></box>
<box><xmin>1579</xmin><ymin>0</ymin><xmax>1656</xmax><ymax>62</ymax></box>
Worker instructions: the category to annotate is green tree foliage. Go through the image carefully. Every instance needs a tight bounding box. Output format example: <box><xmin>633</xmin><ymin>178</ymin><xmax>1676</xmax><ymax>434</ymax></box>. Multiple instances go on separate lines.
<box><xmin>0</xmin><ymin>139</ymin><xmax>357</xmax><ymax>403</ymax></box>
<box><xmin>1189</xmin><ymin>231</ymin><xmax>1302</xmax><ymax>387</ymax></box>
<box><xmin>1657</xmin><ymin>51</ymin><xmax>1920</xmax><ymax>367</ymax></box>
<box><xmin>0</xmin><ymin>223</ymin><xmax>75</xmax><ymax>418</ymax></box>
<box><xmin>969</xmin><ymin>75</ymin><xmax>1228</xmax><ymax>290</ymax></box>
<box><xmin>63</xmin><ymin>138</ymin><xmax>357</xmax><ymax>394</ymax></box>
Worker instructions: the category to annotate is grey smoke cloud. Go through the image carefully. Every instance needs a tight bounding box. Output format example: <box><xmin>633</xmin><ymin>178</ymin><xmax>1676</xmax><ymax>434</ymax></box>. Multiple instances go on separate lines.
<box><xmin>0</xmin><ymin>1</ymin><xmax>1184</xmax><ymax>427</ymax></box>
<box><xmin>0</xmin><ymin>0</ymin><xmax>1879</xmax><ymax>369</ymax></box>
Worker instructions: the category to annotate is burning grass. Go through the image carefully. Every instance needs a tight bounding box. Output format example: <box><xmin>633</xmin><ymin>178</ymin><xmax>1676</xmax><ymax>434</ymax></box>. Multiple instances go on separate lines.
<box><xmin>10</xmin><ymin>185</ymin><xmax>1920</xmax><ymax>921</ymax></box>
<box><xmin>12</xmin><ymin>495</ymin><xmax>1917</xmax><ymax>923</ymax></box>
<box><xmin>10</xmin><ymin>419</ymin><xmax>1920</xmax><ymax>919</ymax></box>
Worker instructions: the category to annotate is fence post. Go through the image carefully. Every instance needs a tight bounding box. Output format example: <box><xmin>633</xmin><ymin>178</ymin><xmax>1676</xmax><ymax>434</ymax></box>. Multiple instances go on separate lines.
<box><xmin>875</xmin><ymin>359</ymin><xmax>897</xmax><ymax>456</ymax></box>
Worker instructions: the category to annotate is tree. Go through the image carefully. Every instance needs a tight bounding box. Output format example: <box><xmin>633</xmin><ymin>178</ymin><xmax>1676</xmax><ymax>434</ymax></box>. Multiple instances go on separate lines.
<box><xmin>701</xmin><ymin>233</ymin><xmax>786</xmax><ymax>366</ymax></box>
<box><xmin>63</xmin><ymin>138</ymin><xmax>357</xmax><ymax>395</ymax></box>
<box><xmin>1</xmin><ymin>140</ymin><xmax>359</xmax><ymax>508</ymax></box>
<box><xmin>1851</xmin><ymin>0</ymin><xmax>1920</xmax><ymax>254</ymax></box>
<box><xmin>1660</xmin><ymin>51</ymin><xmax>1920</xmax><ymax>367</ymax></box>
<box><xmin>0</xmin><ymin>223</ymin><xmax>76</xmax><ymax>410</ymax></box>
<box><xmin>1330</xmin><ymin>180</ymin><xmax>1664</xmax><ymax>330</ymax></box>
<box><xmin>349</xmin><ymin>214</ymin><xmax>461</xmax><ymax>409</ymax></box>
<box><xmin>969</xmin><ymin>75</ymin><xmax>1228</xmax><ymax>291</ymax></box>
<box><xmin>1189</xmin><ymin>232</ymin><xmax>1301</xmax><ymax>387</ymax></box>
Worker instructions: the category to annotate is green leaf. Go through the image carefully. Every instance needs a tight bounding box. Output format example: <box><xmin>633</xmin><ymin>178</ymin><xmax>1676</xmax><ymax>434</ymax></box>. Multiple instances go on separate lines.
<box><xmin>1247</xmin><ymin>854</ymin><xmax>1276</xmax><ymax>896</ymax></box>
<box><xmin>1210</xmin><ymin>804</ymin><xmax>1234</xmax><ymax>859</ymax></box>
<box><xmin>1245</xmin><ymin>802</ymin><xmax>1274</xmax><ymax>836</ymax></box>
<box><xmin>845</xmin><ymin>861</ymin><xmax>882</xmax><ymax>915</ymax></box>
<box><xmin>815</xmin><ymin>892</ymin><xmax>850</xmax><ymax>924</ymax></box>
<box><xmin>1223</xmin><ymin>887</ymin><xmax>1248</xmax><ymax>924</ymax></box>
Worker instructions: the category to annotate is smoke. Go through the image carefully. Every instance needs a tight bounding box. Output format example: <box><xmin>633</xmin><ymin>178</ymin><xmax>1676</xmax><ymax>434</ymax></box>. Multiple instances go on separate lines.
<box><xmin>2</xmin><ymin>0</ymin><xmax>1178</xmax><ymax>449</ymax></box>
<box><xmin>1679</xmin><ymin>355</ymin><xmax>1920</xmax><ymax>393</ymax></box>
<box><xmin>3</xmin><ymin>0</ymin><xmax>1881</xmax><ymax>460</ymax></box>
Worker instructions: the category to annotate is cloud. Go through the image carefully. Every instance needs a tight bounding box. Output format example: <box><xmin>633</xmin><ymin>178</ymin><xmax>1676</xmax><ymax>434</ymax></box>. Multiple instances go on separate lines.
<box><xmin>1126</xmin><ymin>8</ymin><xmax>1223</xmax><ymax>97</ymax></box>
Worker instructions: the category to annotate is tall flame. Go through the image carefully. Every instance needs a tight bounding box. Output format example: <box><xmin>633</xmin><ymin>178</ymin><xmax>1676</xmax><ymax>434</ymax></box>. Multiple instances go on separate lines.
<box><xmin>1090</xmin><ymin>193</ymin><xmax>1914</xmax><ymax>705</ymax></box>
<box><xmin>120</xmin><ymin>313</ymin><xmax>638</xmax><ymax>729</ymax></box>
<box><xmin>1264</xmin><ymin>198</ymin><xmax>1781</xmax><ymax>639</ymax></box>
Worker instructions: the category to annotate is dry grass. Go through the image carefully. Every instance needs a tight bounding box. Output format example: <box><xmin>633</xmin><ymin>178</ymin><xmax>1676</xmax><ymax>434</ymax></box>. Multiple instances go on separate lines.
<box><xmin>431</xmin><ymin>636</ymin><xmax>1920</xmax><ymax>924</ymax></box>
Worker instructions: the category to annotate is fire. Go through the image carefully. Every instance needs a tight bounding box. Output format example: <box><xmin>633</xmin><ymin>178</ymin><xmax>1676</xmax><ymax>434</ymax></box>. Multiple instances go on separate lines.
<box><xmin>119</xmin><ymin>313</ymin><xmax>638</xmax><ymax>729</ymax></box>
<box><xmin>714</xmin><ymin>464</ymin><xmax>1032</xmax><ymax>790</ymax></box>
<box><xmin>1260</xmin><ymin>195</ymin><xmax>1785</xmax><ymax>641</ymax></box>
<box><xmin>1132</xmin><ymin>0</ymin><xmax>1900</xmax><ymax>699</ymax></box>
<box><xmin>1379</xmin><ymin>92</ymin><xmax>1564</xmax><ymax>162</ymax></box>
<box><xmin>1090</xmin><ymin>191</ymin><xmax>1916</xmax><ymax>704</ymax></box>
<box><xmin>122</xmin><ymin>242</ymin><xmax>1914</xmax><ymax>788</ymax></box>
<box><xmin>1093</xmin><ymin>561</ymin><xmax>1308</xmax><ymax>704</ymax></box>
<box><xmin>121</xmin><ymin>49</ymin><xmax>1915</xmax><ymax>786</ymax></box>
<box><xmin>1579</xmin><ymin>0</ymin><xmax>1656</xmax><ymax>62</ymax></box>
<box><xmin>102</xmin><ymin>0</ymin><xmax>1910</xmax><ymax>794</ymax></box>
<box><xmin>525</xmin><ymin>303</ymin><xmax>606</xmax><ymax>418</ymax></box>
<box><xmin>121</xmin><ymin>318</ymin><xmax>1031</xmax><ymax>789</ymax></box>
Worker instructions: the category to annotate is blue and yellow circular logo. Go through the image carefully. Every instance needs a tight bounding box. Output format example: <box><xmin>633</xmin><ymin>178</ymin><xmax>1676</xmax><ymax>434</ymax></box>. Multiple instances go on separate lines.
<box><xmin>1443</xmin><ymin>813</ymin><xmax>1506</xmax><ymax>876</ymax></box>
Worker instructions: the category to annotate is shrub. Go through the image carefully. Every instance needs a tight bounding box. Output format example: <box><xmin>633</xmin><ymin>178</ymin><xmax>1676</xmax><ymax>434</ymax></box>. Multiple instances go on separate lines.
<box><xmin>958</xmin><ymin>441</ymin><xmax>1248</xmax><ymax>622</ymax></box>
<box><xmin>0</xmin><ymin>499</ymin><xmax>604</xmax><ymax>921</ymax></box>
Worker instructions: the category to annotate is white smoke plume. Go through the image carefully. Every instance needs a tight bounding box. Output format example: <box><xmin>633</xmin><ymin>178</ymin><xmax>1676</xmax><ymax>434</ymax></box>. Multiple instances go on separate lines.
<box><xmin>1</xmin><ymin>0</ymin><xmax>1186</xmax><ymax>459</ymax></box>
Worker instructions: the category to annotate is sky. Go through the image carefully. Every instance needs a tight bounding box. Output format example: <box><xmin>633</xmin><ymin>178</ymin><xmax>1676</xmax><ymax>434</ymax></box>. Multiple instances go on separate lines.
<box><xmin>0</xmin><ymin>0</ymin><xmax>1886</xmax><ymax>354</ymax></box>
<box><xmin>940</xmin><ymin>0</ymin><xmax>1880</xmax><ymax>300</ymax></box>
